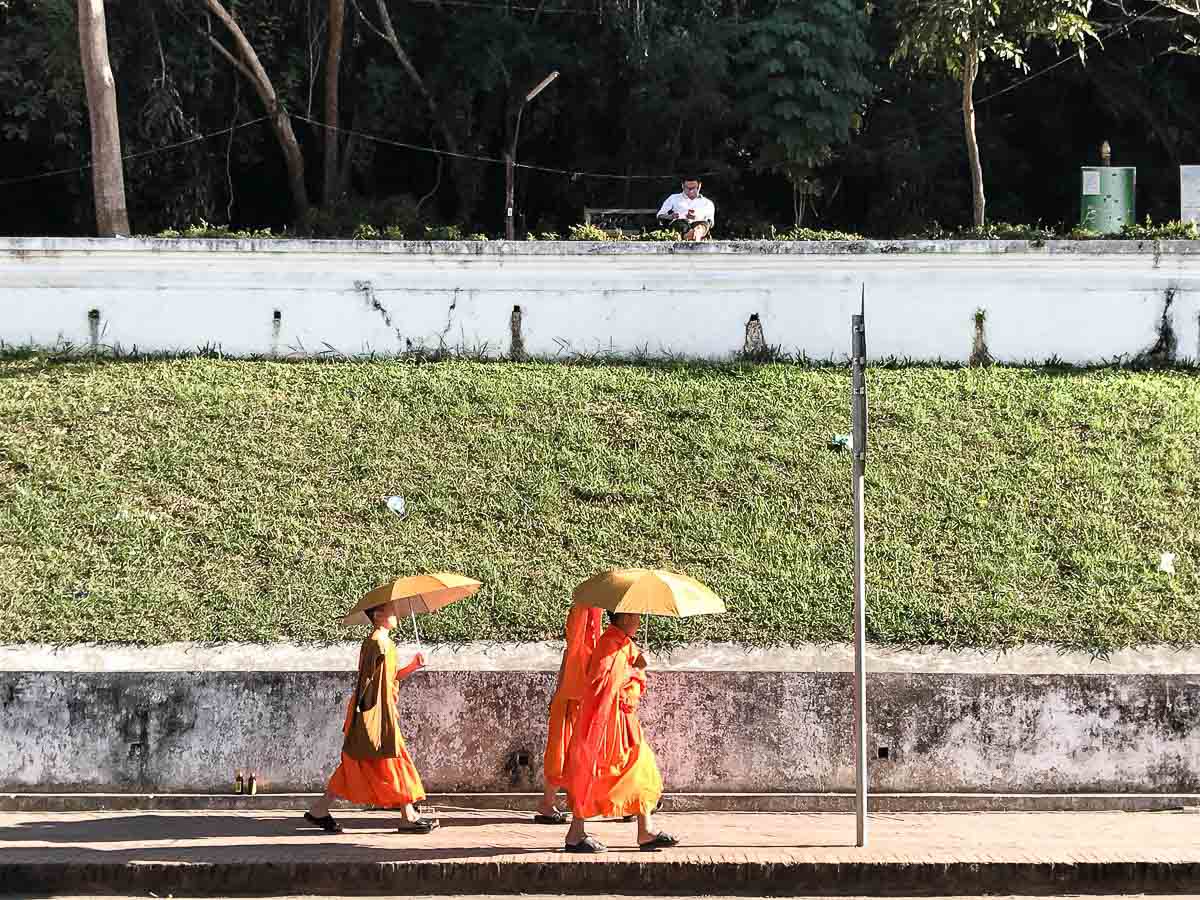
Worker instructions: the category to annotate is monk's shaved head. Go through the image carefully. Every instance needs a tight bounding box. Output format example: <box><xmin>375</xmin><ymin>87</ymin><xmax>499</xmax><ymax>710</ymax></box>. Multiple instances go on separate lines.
<box><xmin>608</xmin><ymin>611</ymin><xmax>641</xmax><ymax>634</ymax></box>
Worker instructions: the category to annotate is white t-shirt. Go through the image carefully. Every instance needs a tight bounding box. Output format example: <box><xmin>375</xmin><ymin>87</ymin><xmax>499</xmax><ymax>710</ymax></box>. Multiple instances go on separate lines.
<box><xmin>657</xmin><ymin>192</ymin><xmax>715</xmax><ymax>225</ymax></box>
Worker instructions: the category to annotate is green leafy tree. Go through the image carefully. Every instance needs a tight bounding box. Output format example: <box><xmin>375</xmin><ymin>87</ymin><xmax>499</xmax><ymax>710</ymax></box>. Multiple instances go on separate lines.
<box><xmin>1152</xmin><ymin>0</ymin><xmax>1200</xmax><ymax>56</ymax></box>
<box><xmin>892</xmin><ymin>0</ymin><xmax>1094</xmax><ymax>226</ymax></box>
<box><xmin>735</xmin><ymin>0</ymin><xmax>873</xmax><ymax>224</ymax></box>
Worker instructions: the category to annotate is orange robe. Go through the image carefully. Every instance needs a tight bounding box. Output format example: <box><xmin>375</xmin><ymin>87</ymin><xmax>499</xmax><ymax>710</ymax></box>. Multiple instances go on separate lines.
<box><xmin>543</xmin><ymin>605</ymin><xmax>603</xmax><ymax>789</ymax></box>
<box><xmin>326</xmin><ymin>635</ymin><xmax>427</xmax><ymax>807</ymax></box>
<box><xmin>563</xmin><ymin>625</ymin><xmax>663</xmax><ymax>819</ymax></box>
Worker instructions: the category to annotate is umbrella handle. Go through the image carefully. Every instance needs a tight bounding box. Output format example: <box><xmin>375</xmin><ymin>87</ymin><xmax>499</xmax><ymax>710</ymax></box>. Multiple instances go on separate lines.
<box><xmin>410</xmin><ymin>609</ymin><xmax>423</xmax><ymax>653</ymax></box>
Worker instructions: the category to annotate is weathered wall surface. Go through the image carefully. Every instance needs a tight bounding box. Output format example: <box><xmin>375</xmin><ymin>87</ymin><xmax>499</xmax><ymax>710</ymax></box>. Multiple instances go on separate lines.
<box><xmin>3</xmin><ymin>666</ymin><xmax>1197</xmax><ymax>794</ymax></box>
<box><xmin>3</xmin><ymin>238</ymin><xmax>1199</xmax><ymax>364</ymax></box>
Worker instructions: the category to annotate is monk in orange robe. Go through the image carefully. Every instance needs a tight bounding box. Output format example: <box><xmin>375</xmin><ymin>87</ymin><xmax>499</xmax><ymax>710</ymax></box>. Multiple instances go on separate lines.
<box><xmin>303</xmin><ymin>602</ymin><xmax>439</xmax><ymax>834</ymax></box>
<box><xmin>535</xmin><ymin>604</ymin><xmax>603</xmax><ymax>824</ymax></box>
<box><xmin>562</xmin><ymin>611</ymin><xmax>679</xmax><ymax>853</ymax></box>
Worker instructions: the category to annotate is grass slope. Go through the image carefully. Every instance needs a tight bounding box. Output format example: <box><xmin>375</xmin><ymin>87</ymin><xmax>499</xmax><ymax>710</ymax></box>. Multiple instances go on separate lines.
<box><xmin>0</xmin><ymin>357</ymin><xmax>1197</xmax><ymax>650</ymax></box>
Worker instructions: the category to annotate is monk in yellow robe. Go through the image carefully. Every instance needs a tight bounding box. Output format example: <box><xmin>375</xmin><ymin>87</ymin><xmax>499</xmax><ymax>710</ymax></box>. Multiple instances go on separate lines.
<box><xmin>303</xmin><ymin>602</ymin><xmax>439</xmax><ymax>834</ymax></box>
<box><xmin>535</xmin><ymin>604</ymin><xmax>603</xmax><ymax>824</ymax></box>
<box><xmin>562</xmin><ymin>611</ymin><xmax>679</xmax><ymax>853</ymax></box>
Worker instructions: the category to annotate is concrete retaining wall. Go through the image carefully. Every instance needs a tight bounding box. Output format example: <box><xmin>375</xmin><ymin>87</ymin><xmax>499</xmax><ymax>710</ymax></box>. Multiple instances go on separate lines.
<box><xmin>3</xmin><ymin>237</ymin><xmax>1200</xmax><ymax>364</ymax></box>
<box><xmin>3</xmin><ymin>644</ymin><xmax>1197</xmax><ymax>794</ymax></box>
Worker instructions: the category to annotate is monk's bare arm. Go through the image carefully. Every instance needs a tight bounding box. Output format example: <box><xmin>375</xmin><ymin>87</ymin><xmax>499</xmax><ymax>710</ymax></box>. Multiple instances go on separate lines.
<box><xmin>395</xmin><ymin>652</ymin><xmax>426</xmax><ymax>682</ymax></box>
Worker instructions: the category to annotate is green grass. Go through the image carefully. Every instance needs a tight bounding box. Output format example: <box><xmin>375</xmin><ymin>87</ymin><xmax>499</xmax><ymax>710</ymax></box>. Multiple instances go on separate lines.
<box><xmin>1</xmin><ymin>356</ymin><xmax>1197</xmax><ymax>651</ymax></box>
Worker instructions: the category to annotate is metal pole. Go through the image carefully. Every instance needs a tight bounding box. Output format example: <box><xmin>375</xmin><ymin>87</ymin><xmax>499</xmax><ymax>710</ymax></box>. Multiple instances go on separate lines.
<box><xmin>505</xmin><ymin>152</ymin><xmax>516</xmax><ymax>241</ymax></box>
<box><xmin>505</xmin><ymin>72</ymin><xmax>557</xmax><ymax>241</ymax></box>
<box><xmin>851</xmin><ymin>293</ymin><xmax>869</xmax><ymax>847</ymax></box>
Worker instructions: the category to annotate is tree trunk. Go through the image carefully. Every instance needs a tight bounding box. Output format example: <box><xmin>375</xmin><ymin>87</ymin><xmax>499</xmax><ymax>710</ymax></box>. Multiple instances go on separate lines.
<box><xmin>368</xmin><ymin>0</ymin><xmax>472</xmax><ymax>219</ymax></box>
<box><xmin>323</xmin><ymin>0</ymin><xmax>345</xmax><ymax>206</ymax></box>
<box><xmin>77</xmin><ymin>0</ymin><xmax>130</xmax><ymax>236</ymax></box>
<box><xmin>201</xmin><ymin>0</ymin><xmax>309</xmax><ymax>224</ymax></box>
<box><xmin>961</xmin><ymin>44</ymin><xmax>985</xmax><ymax>227</ymax></box>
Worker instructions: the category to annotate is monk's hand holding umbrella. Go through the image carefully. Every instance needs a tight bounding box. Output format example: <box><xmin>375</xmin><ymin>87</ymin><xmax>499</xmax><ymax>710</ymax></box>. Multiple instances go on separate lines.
<box><xmin>561</xmin><ymin>568</ymin><xmax>725</xmax><ymax>854</ymax></box>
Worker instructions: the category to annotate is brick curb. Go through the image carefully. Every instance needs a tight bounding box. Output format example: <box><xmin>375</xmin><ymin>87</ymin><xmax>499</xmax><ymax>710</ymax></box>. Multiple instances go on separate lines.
<box><xmin>3</xmin><ymin>858</ymin><xmax>1198</xmax><ymax>896</ymax></box>
<box><xmin>3</xmin><ymin>791</ymin><xmax>1197</xmax><ymax>813</ymax></box>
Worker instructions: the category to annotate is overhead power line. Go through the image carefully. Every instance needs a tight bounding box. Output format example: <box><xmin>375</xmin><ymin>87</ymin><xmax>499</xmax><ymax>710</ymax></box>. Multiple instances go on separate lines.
<box><xmin>0</xmin><ymin>116</ymin><xmax>270</xmax><ymax>189</ymax></box>
<box><xmin>0</xmin><ymin>7</ymin><xmax>1159</xmax><ymax>192</ymax></box>
<box><xmin>290</xmin><ymin>113</ymin><xmax>719</xmax><ymax>180</ymax></box>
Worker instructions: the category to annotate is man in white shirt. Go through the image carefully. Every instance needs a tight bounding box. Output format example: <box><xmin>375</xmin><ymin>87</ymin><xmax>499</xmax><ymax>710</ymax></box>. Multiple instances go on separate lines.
<box><xmin>657</xmin><ymin>177</ymin><xmax>715</xmax><ymax>241</ymax></box>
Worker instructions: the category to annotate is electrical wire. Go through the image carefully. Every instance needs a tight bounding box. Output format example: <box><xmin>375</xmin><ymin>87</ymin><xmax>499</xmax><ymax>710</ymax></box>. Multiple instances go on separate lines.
<box><xmin>291</xmin><ymin>113</ymin><xmax>720</xmax><ymax>180</ymax></box>
<box><xmin>0</xmin><ymin>5</ymin><xmax>1159</xmax><ymax>192</ymax></box>
<box><xmin>0</xmin><ymin>115</ymin><xmax>270</xmax><ymax>189</ymax></box>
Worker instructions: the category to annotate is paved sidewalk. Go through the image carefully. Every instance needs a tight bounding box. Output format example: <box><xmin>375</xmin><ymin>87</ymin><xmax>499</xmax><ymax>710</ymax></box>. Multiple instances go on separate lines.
<box><xmin>13</xmin><ymin>896</ymin><xmax>1193</xmax><ymax>900</ymax></box>
<box><xmin>1</xmin><ymin>807</ymin><xmax>1197</xmax><ymax>896</ymax></box>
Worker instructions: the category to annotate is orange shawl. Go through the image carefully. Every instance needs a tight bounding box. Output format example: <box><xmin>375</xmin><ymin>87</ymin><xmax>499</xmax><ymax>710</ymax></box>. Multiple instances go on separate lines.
<box><xmin>556</xmin><ymin>605</ymin><xmax>604</xmax><ymax>701</ymax></box>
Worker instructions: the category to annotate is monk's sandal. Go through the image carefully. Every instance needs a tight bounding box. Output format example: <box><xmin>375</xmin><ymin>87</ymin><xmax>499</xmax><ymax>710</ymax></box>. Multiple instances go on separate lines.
<box><xmin>397</xmin><ymin>817</ymin><xmax>439</xmax><ymax>834</ymax></box>
<box><xmin>303</xmin><ymin>812</ymin><xmax>343</xmax><ymax>833</ymax></box>
<box><xmin>565</xmin><ymin>836</ymin><xmax>607</xmax><ymax>853</ymax></box>
<box><xmin>639</xmin><ymin>832</ymin><xmax>679</xmax><ymax>851</ymax></box>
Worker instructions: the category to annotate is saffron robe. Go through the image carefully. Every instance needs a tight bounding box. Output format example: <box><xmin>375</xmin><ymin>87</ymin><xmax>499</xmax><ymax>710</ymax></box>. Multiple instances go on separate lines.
<box><xmin>563</xmin><ymin>625</ymin><xmax>663</xmax><ymax>818</ymax></box>
<box><xmin>327</xmin><ymin>634</ymin><xmax>426</xmax><ymax>807</ymax></box>
<box><xmin>542</xmin><ymin>605</ymin><xmax>604</xmax><ymax>788</ymax></box>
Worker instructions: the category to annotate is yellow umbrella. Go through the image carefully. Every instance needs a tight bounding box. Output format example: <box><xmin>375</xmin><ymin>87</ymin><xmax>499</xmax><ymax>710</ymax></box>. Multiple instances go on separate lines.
<box><xmin>340</xmin><ymin>573</ymin><xmax>482</xmax><ymax>647</ymax></box>
<box><xmin>571</xmin><ymin>568</ymin><xmax>725</xmax><ymax>617</ymax></box>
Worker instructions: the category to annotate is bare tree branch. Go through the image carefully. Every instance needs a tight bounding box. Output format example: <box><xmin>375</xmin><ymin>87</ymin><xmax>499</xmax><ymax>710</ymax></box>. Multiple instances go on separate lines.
<box><xmin>197</xmin><ymin>0</ymin><xmax>310</xmax><ymax>221</ymax></box>
<box><xmin>203</xmin><ymin>31</ymin><xmax>257</xmax><ymax>83</ymax></box>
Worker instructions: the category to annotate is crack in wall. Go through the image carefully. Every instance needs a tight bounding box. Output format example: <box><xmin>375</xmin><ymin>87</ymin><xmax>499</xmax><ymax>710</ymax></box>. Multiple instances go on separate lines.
<box><xmin>1135</xmin><ymin>287</ymin><xmax>1178</xmax><ymax>367</ymax></box>
<box><xmin>355</xmin><ymin>280</ymin><xmax>404</xmax><ymax>345</ymax></box>
<box><xmin>439</xmin><ymin>289</ymin><xmax>459</xmax><ymax>345</ymax></box>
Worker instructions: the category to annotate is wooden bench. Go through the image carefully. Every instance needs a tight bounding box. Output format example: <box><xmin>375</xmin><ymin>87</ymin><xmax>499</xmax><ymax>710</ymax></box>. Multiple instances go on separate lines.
<box><xmin>583</xmin><ymin>207</ymin><xmax>659</xmax><ymax>226</ymax></box>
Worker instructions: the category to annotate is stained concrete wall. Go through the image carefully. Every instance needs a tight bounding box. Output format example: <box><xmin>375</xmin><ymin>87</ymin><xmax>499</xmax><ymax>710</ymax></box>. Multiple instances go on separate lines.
<box><xmin>3</xmin><ymin>237</ymin><xmax>1200</xmax><ymax>364</ymax></box>
<box><xmin>2</xmin><ymin>645</ymin><xmax>1197</xmax><ymax>794</ymax></box>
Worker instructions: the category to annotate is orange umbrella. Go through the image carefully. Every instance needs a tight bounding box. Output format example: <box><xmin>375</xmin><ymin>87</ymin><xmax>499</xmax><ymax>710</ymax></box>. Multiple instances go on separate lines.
<box><xmin>340</xmin><ymin>573</ymin><xmax>482</xmax><ymax>646</ymax></box>
<box><xmin>571</xmin><ymin>568</ymin><xmax>725</xmax><ymax>617</ymax></box>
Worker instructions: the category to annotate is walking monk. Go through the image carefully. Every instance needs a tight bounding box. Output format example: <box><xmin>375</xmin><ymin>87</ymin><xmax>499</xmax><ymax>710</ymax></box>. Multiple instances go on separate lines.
<box><xmin>303</xmin><ymin>601</ymin><xmax>439</xmax><ymax>834</ymax></box>
<box><xmin>562</xmin><ymin>611</ymin><xmax>679</xmax><ymax>853</ymax></box>
<box><xmin>535</xmin><ymin>604</ymin><xmax>604</xmax><ymax>824</ymax></box>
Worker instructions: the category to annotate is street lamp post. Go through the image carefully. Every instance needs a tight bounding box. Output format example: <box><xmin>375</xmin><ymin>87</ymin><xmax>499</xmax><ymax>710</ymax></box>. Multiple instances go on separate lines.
<box><xmin>505</xmin><ymin>70</ymin><xmax>559</xmax><ymax>241</ymax></box>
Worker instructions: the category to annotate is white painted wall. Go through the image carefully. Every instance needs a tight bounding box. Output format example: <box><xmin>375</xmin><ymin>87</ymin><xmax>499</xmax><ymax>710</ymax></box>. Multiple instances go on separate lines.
<box><xmin>3</xmin><ymin>237</ymin><xmax>1199</xmax><ymax>364</ymax></box>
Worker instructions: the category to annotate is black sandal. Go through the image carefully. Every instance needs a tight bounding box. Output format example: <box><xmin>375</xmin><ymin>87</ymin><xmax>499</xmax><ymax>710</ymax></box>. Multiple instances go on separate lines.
<box><xmin>303</xmin><ymin>812</ymin><xmax>344</xmax><ymax>833</ymax></box>
<box><xmin>639</xmin><ymin>832</ymin><xmax>679</xmax><ymax>851</ymax></box>
<box><xmin>396</xmin><ymin>817</ymin><xmax>439</xmax><ymax>834</ymax></box>
<box><xmin>564</xmin><ymin>835</ymin><xmax>607</xmax><ymax>853</ymax></box>
<box><xmin>533</xmin><ymin>809</ymin><xmax>570</xmax><ymax>825</ymax></box>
